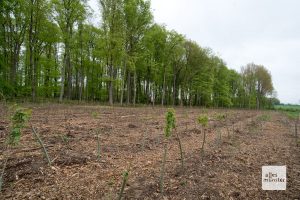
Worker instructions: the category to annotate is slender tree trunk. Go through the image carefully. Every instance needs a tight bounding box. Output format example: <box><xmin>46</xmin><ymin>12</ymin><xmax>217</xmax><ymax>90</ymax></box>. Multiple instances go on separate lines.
<box><xmin>29</xmin><ymin>2</ymin><xmax>35</xmax><ymax>101</ymax></box>
<box><xmin>120</xmin><ymin>60</ymin><xmax>126</xmax><ymax>106</ymax></box>
<box><xmin>108</xmin><ymin>56</ymin><xmax>113</xmax><ymax>105</ymax></box>
<box><xmin>133</xmin><ymin>69</ymin><xmax>137</xmax><ymax>106</ymax></box>
<box><xmin>10</xmin><ymin>44</ymin><xmax>19</xmax><ymax>88</ymax></box>
<box><xmin>79</xmin><ymin>68</ymin><xmax>84</xmax><ymax>101</ymax></box>
<box><xmin>173</xmin><ymin>68</ymin><xmax>176</xmax><ymax>106</ymax></box>
<box><xmin>127</xmin><ymin>70</ymin><xmax>130</xmax><ymax>105</ymax></box>
<box><xmin>161</xmin><ymin>66</ymin><xmax>166</xmax><ymax>106</ymax></box>
<box><xmin>66</xmin><ymin>47</ymin><xmax>72</xmax><ymax>99</ymax></box>
<box><xmin>59</xmin><ymin>54</ymin><xmax>66</xmax><ymax>103</ymax></box>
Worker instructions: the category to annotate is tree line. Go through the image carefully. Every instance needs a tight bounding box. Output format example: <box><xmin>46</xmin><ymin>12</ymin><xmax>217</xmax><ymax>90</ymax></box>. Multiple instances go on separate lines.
<box><xmin>0</xmin><ymin>0</ymin><xmax>277</xmax><ymax>108</ymax></box>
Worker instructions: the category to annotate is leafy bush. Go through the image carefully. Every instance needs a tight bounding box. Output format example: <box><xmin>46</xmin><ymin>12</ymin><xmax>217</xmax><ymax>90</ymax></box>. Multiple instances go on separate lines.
<box><xmin>198</xmin><ymin>115</ymin><xmax>208</xmax><ymax>127</ymax></box>
<box><xmin>8</xmin><ymin>105</ymin><xmax>31</xmax><ymax>145</ymax></box>
<box><xmin>165</xmin><ymin>108</ymin><xmax>175</xmax><ymax>137</ymax></box>
<box><xmin>215</xmin><ymin>113</ymin><xmax>226</xmax><ymax>121</ymax></box>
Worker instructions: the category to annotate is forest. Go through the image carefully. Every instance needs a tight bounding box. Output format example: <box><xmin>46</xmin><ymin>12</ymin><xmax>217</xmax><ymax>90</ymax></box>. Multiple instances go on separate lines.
<box><xmin>0</xmin><ymin>0</ymin><xmax>276</xmax><ymax>108</ymax></box>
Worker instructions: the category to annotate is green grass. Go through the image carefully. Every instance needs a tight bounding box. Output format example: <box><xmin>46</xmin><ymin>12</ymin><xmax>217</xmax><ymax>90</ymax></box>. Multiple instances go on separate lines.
<box><xmin>275</xmin><ymin>105</ymin><xmax>299</xmax><ymax>120</ymax></box>
<box><xmin>257</xmin><ymin>114</ymin><xmax>271</xmax><ymax>121</ymax></box>
<box><xmin>275</xmin><ymin>104</ymin><xmax>300</xmax><ymax>112</ymax></box>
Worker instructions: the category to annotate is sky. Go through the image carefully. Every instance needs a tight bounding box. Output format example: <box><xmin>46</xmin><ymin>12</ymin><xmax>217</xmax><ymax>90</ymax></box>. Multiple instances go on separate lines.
<box><xmin>89</xmin><ymin>0</ymin><xmax>300</xmax><ymax>104</ymax></box>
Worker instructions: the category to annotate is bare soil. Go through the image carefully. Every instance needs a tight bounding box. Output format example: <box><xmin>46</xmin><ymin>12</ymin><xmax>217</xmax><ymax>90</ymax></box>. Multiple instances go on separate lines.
<box><xmin>0</xmin><ymin>103</ymin><xmax>299</xmax><ymax>199</ymax></box>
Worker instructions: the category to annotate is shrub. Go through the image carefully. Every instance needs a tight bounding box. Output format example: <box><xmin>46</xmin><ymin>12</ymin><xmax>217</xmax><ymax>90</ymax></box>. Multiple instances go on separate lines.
<box><xmin>8</xmin><ymin>105</ymin><xmax>31</xmax><ymax>145</ymax></box>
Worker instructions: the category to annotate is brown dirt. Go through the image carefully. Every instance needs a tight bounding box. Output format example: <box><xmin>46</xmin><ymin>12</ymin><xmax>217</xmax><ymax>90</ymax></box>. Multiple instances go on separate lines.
<box><xmin>0</xmin><ymin>103</ymin><xmax>299</xmax><ymax>199</ymax></box>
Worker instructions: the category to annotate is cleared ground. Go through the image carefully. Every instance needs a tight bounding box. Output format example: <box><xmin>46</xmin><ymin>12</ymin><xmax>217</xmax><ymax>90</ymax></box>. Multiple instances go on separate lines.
<box><xmin>0</xmin><ymin>104</ymin><xmax>299</xmax><ymax>199</ymax></box>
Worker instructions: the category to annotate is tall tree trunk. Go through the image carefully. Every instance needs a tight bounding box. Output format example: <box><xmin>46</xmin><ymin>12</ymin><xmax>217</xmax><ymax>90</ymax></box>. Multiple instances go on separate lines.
<box><xmin>10</xmin><ymin>45</ymin><xmax>19</xmax><ymax>87</ymax></box>
<box><xmin>127</xmin><ymin>70</ymin><xmax>130</xmax><ymax>105</ymax></box>
<box><xmin>45</xmin><ymin>46</ymin><xmax>51</xmax><ymax>98</ymax></box>
<box><xmin>133</xmin><ymin>69</ymin><xmax>137</xmax><ymax>106</ymax></box>
<box><xmin>173</xmin><ymin>68</ymin><xmax>176</xmax><ymax>106</ymax></box>
<box><xmin>59</xmin><ymin>53</ymin><xmax>66</xmax><ymax>103</ymax></box>
<box><xmin>79</xmin><ymin>68</ymin><xmax>84</xmax><ymax>101</ymax></box>
<box><xmin>108</xmin><ymin>56</ymin><xmax>113</xmax><ymax>105</ymax></box>
<box><xmin>66</xmin><ymin>25</ymin><xmax>72</xmax><ymax>100</ymax></box>
<box><xmin>120</xmin><ymin>60</ymin><xmax>126</xmax><ymax>106</ymax></box>
<box><xmin>66</xmin><ymin>47</ymin><xmax>72</xmax><ymax>99</ymax></box>
<box><xmin>161</xmin><ymin>66</ymin><xmax>166</xmax><ymax>106</ymax></box>
<box><xmin>29</xmin><ymin>8</ymin><xmax>35</xmax><ymax>101</ymax></box>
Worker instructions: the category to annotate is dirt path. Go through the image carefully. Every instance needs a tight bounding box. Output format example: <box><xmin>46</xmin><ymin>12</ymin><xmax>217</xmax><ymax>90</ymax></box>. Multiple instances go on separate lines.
<box><xmin>0</xmin><ymin>104</ymin><xmax>299</xmax><ymax>199</ymax></box>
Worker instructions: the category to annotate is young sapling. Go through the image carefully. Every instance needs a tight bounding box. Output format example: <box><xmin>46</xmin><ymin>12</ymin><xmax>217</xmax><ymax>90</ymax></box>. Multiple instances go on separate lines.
<box><xmin>96</xmin><ymin>129</ymin><xmax>101</xmax><ymax>161</ymax></box>
<box><xmin>160</xmin><ymin>108</ymin><xmax>176</xmax><ymax>194</ymax></box>
<box><xmin>91</xmin><ymin>111</ymin><xmax>102</xmax><ymax>161</ymax></box>
<box><xmin>197</xmin><ymin>115</ymin><xmax>209</xmax><ymax>162</ymax></box>
<box><xmin>118</xmin><ymin>170</ymin><xmax>129</xmax><ymax>200</ymax></box>
<box><xmin>215</xmin><ymin>114</ymin><xmax>226</xmax><ymax>147</ymax></box>
<box><xmin>141</xmin><ymin>128</ymin><xmax>148</xmax><ymax>151</ymax></box>
<box><xmin>296</xmin><ymin>115</ymin><xmax>299</xmax><ymax>143</ymax></box>
<box><xmin>8</xmin><ymin>105</ymin><xmax>32</xmax><ymax>145</ymax></box>
<box><xmin>175</xmin><ymin>128</ymin><xmax>184</xmax><ymax>170</ymax></box>
<box><xmin>1</xmin><ymin>105</ymin><xmax>31</xmax><ymax>192</ymax></box>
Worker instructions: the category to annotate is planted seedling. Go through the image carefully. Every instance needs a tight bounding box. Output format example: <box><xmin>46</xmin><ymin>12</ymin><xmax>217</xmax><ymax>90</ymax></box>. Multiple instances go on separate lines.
<box><xmin>197</xmin><ymin>115</ymin><xmax>209</xmax><ymax>162</ymax></box>
<box><xmin>8</xmin><ymin>105</ymin><xmax>32</xmax><ymax>145</ymax></box>
<box><xmin>184</xmin><ymin>110</ymin><xmax>189</xmax><ymax>131</ymax></box>
<box><xmin>286</xmin><ymin>111</ymin><xmax>299</xmax><ymax>142</ymax></box>
<box><xmin>296</xmin><ymin>115</ymin><xmax>299</xmax><ymax>143</ymax></box>
<box><xmin>60</xmin><ymin>134</ymin><xmax>70</xmax><ymax>144</ymax></box>
<box><xmin>64</xmin><ymin>110</ymin><xmax>71</xmax><ymax>136</ymax></box>
<box><xmin>160</xmin><ymin>108</ymin><xmax>176</xmax><ymax>194</ymax></box>
<box><xmin>215</xmin><ymin>114</ymin><xmax>226</xmax><ymax>147</ymax></box>
<box><xmin>118</xmin><ymin>170</ymin><xmax>129</xmax><ymax>200</ymax></box>
<box><xmin>91</xmin><ymin>110</ymin><xmax>102</xmax><ymax>161</ymax></box>
<box><xmin>96</xmin><ymin>129</ymin><xmax>101</xmax><ymax>161</ymax></box>
<box><xmin>92</xmin><ymin>111</ymin><xmax>99</xmax><ymax>119</ymax></box>
<box><xmin>175</xmin><ymin>129</ymin><xmax>184</xmax><ymax>170</ymax></box>
<box><xmin>141</xmin><ymin>128</ymin><xmax>148</xmax><ymax>151</ymax></box>
<box><xmin>257</xmin><ymin>114</ymin><xmax>271</xmax><ymax>131</ymax></box>
<box><xmin>1</xmin><ymin>105</ymin><xmax>31</xmax><ymax>192</ymax></box>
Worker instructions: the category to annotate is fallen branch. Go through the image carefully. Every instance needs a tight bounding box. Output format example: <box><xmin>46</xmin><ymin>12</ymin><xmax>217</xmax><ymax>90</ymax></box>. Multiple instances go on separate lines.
<box><xmin>12</xmin><ymin>145</ymin><xmax>54</xmax><ymax>154</ymax></box>
<box><xmin>0</xmin><ymin>156</ymin><xmax>8</xmax><ymax>192</ymax></box>
<box><xmin>31</xmin><ymin>126</ymin><xmax>52</xmax><ymax>166</ymax></box>
<box><xmin>120</xmin><ymin>115</ymin><xmax>136</xmax><ymax>118</ymax></box>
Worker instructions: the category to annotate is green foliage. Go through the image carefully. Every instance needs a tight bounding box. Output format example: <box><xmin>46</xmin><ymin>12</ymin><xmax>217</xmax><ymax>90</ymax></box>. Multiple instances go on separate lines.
<box><xmin>197</xmin><ymin>115</ymin><xmax>209</xmax><ymax>127</ymax></box>
<box><xmin>118</xmin><ymin>170</ymin><xmax>129</xmax><ymax>200</ymax></box>
<box><xmin>60</xmin><ymin>134</ymin><xmax>70</xmax><ymax>144</ymax></box>
<box><xmin>0</xmin><ymin>0</ymin><xmax>276</xmax><ymax>108</ymax></box>
<box><xmin>275</xmin><ymin>105</ymin><xmax>299</xmax><ymax>120</ymax></box>
<box><xmin>164</xmin><ymin>108</ymin><xmax>176</xmax><ymax>138</ymax></box>
<box><xmin>285</xmin><ymin>111</ymin><xmax>299</xmax><ymax>120</ymax></box>
<box><xmin>8</xmin><ymin>105</ymin><xmax>31</xmax><ymax>145</ymax></box>
<box><xmin>275</xmin><ymin>104</ymin><xmax>300</xmax><ymax>113</ymax></box>
<box><xmin>91</xmin><ymin>111</ymin><xmax>98</xmax><ymax>118</ymax></box>
<box><xmin>215</xmin><ymin>113</ymin><xmax>226</xmax><ymax>121</ymax></box>
<box><xmin>257</xmin><ymin>114</ymin><xmax>271</xmax><ymax>122</ymax></box>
